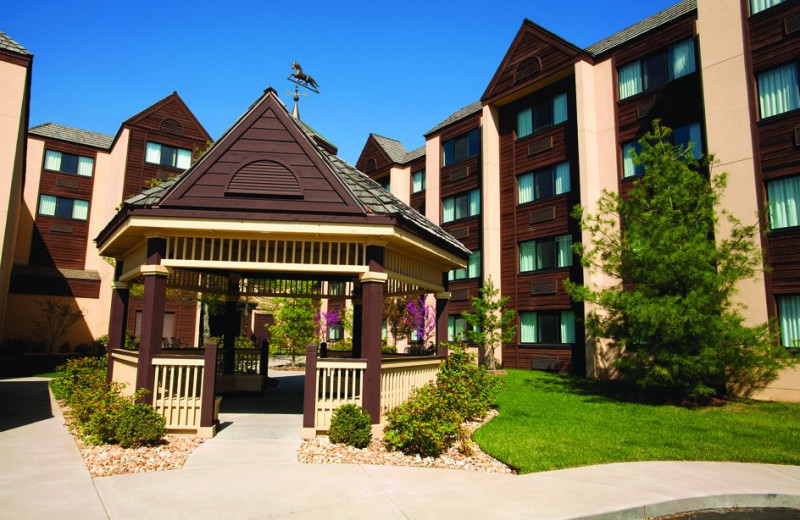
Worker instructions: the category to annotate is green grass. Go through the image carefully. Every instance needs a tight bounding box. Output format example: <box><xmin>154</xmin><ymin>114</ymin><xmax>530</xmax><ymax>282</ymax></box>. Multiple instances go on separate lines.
<box><xmin>473</xmin><ymin>370</ymin><xmax>800</xmax><ymax>474</ymax></box>
<box><xmin>33</xmin><ymin>370</ymin><xmax>65</xmax><ymax>378</ymax></box>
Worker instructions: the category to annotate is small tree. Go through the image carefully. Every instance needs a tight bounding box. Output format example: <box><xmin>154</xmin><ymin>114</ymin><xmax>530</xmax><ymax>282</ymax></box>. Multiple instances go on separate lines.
<box><xmin>268</xmin><ymin>296</ymin><xmax>317</xmax><ymax>366</ymax></box>
<box><xmin>462</xmin><ymin>277</ymin><xmax>516</xmax><ymax>370</ymax></box>
<box><xmin>383</xmin><ymin>297</ymin><xmax>411</xmax><ymax>349</ymax></box>
<box><xmin>33</xmin><ymin>298</ymin><xmax>84</xmax><ymax>354</ymax></box>
<box><xmin>404</xmin><ymin>296</ymin><xmax>436</xmax><ymax>350</ymax></box>
<box><xmin>566</xmin><ymin>122</ymin><xmax>796</xmax><ymax>400</ymax></box>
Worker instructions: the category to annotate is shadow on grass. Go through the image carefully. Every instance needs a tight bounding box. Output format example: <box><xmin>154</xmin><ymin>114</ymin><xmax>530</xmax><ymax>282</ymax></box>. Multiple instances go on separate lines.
<box><xmin>518</xmin><ymin>370</ymin><xmax>676</xmax><ymax>406</ymax></box>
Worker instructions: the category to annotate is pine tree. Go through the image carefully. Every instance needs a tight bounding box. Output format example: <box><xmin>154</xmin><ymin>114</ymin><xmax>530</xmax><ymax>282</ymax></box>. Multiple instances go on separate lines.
<box><xmin>462</xmin><ymin>277</ymin><xmax>516</xmax><ymax>370</ymax></box>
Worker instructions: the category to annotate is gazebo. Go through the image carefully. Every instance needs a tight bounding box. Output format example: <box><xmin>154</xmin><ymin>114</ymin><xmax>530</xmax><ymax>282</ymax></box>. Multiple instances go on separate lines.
<box><xmin>96</xmin><ymin>88</ymin><xmax>470</xmax><ymax>437</ymax></box>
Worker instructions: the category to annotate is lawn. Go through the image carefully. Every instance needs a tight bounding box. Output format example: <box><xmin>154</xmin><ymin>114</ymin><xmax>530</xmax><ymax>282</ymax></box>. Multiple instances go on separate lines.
<box><xmin>473</xmin><ymin>369</ymin><xmax>800</xmax><ymax>474</ymax></box>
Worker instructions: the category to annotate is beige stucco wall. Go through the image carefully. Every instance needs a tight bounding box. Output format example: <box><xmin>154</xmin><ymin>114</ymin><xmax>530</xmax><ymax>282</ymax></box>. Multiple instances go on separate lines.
<box><xmin>4</xmin><ymin>293</ymin><xmax>101</xmax><ymax>349</ymax></box>
<box><xmin>574</xmin><ymin>59</ymin><xmax>621</xmax><ymax>379</ymax></box>
<box><xmin>481</xmin><ymin>105</ymin><xmax>503</xmax><ymax>293</ymax></box>
<box><xmin>424</xmin><ymin>136</ymin><xmax>441</xmax><ymax>226</ymax></box>
<box><xmin>698</xmin><ymin>0</ymin><xmax>768</xmax><ymax>326</ymax></box>
<box><xmin>13</xmin><ymin>137</ymin><xmax>44</xmax><ymax>265</ymax></box>
<box><xmin>389</xmin><ymin>165</ymin><xmax>411</xmax><ymax>205</ymax></box>
<box><xmin>0</xmin><ymin>59</ymin><xmax>30</xmax><ymax>339</ymax></box>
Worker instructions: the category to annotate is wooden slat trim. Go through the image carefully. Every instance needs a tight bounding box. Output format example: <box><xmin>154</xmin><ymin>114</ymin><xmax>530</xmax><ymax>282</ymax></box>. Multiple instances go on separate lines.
<box><xmin>450</xmin><ymin>167</ymin><xmax>469</xmax><ymax>182</ymax></box>
<box><xmin>527</xmin><ymin>136</ymin><xmax>554</xmax><ymax>156</ymax></box>
<box><xmin>784</xmin><ymin>13</ymin><xmax>800</xmax><ymax>36</ymax></box>
<box><xmin>451</xmin><ymin>288</ymin><xmax>469</xmax><ymax>301</ymax></box>
<box><xmin>529</xmin><ymin>207</ymin><xmax>556</xmax><ymax>225</ymax></box>
<box><xmin>531</xmin><ymin>280</ymin><xmax>557</xmax><ymax>295</ymax></box>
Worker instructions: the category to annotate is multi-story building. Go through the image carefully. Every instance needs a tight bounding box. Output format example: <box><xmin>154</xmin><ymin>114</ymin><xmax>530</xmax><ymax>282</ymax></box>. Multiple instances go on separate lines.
<box><xmin>357</xmin><ymin>0</ymin><xmax>800</xmax><ymax>400</ymax></box>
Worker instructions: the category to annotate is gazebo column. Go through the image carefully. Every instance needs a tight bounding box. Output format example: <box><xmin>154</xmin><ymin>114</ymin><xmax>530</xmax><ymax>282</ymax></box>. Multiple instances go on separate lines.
<box><xmin>360</xmin><ymin>246</ymin><xmax>386</xmax><ymax>424</ymax></box>
<box><xmin>435</xmin><ymin>279</ymin><xmax>451</xmax><ymax>357</ymax></box>
<box><xmin>136</xmin><ymin>238</ymin><xmax>168</xmax><ymax>398</ymax></box>
<box><xmin>351</xmin><ymin>285</ymin><xmax>362</xmax><ymax>358</ymax></box>
<box><xmin>106</xmin><ymin>260</ymin><xmax>129</xmax><ymax>382</ymax></box>
<box><xmin>223</xmin><ymin>274</ymin><xmax>240</xmax><ymax>375</ymax></box>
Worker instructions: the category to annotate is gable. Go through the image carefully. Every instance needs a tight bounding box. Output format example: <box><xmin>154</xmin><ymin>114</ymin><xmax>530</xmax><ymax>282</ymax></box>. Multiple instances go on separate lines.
<box><xmin>124</xmin><ymin>93</ymin><xmax>211</xmax><ymax>142</ymax></box>
<box><xmin>159</xmin><ymin>91</ymin><xmax>364</xmax><ymax>215</ymax></box>
<box><xmin>355</xmin><ymin>136</ymin><xmax>393</xmax><ymax>176</ymax></box>
<box><xmin>481</xmin><ymin>21</ymin><xmax>587</xmax><ymax>105</ymax></box>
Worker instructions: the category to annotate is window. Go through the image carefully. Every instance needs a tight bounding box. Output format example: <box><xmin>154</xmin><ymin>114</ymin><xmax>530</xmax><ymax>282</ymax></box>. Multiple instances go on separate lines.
<box><xmin>447</xmin><ymin>315</ymin><xmax>469</xmax><ymax>342</ymax></box>
<box><xmin>38</xmin><ymin>194</ymin><xmax>89</xmax><ymax>221</ymax></box>
<box><xmin>442</xmin><ymin>189</ymin><xmax>480</xmax><ymax>223</ymax></box>
<box><xmin>777</xmin><ymin>295</ymin><xmax>800</xmax><ymax>347</ymax></box>
<box><xmin>449</xmin><ymin>250</ymin><xmax>481</xmax><ymax>281</ymax></box>
<box><xmin>519</xmin><ymin>310</ymin><xmax>575</xmax><ymax>344</ymax></box>
<box><xmin>518</xmin><ymin>162</ymin><xmax>570</xmax><ymax>204</ymax></box>
<box><xmin>379</xmin><ymin>177</ymin><xmax>390</xmax><ymax>191</ymax></box>
<box><xmin>145</xmin><ymin>142</ymin><xmax>192</xmax><ymax>169</ymax></box>
<box><xmin>412</xmin><ymin>169</ymin><xmax>426</xmax><ymax>193</ymax></box>
<box><xmin>442</xmin><ymin>129</ymin><xmax>480</xmax><ymax>166</ymax></box>
<box><xmin>44</xmin><ymin>150</ymin><xmax>94</xmax><ymax>177</ymax></box>
<box><xmin>519</xmin><ymin>235</ymin><xmax>572</xmax><ymax>272</ymax></box>
<box><xmin>329</xmin><ymin>323</ymin><xmax>343</xmax><ymax>342</ymax></box>
<box><xmin>622</xmin><ymin>141</ymin><xmax>644</xmax><ymax>178</ymax></box>
<box><xmin>517</xmin><ymin>93</ymin><xmax>568</xmax><ymax>138</ymax></box>
<box><xmin>134</xmin><ymin>311</ymin><xmax>176</xmax><ymax>339</ymax></box>
<box><xmin>329</xmin><ymin>281</ymin><xmax>347</xmax><ymax>296</ymax></box>
<box><xmin>751</xmin><ymin>0</ymin><xmax>787</xmax><ymax>15</ymax></box>
<box><xmin>673</xmin><ymin>122</ymin><xmax>703</xmax><ymax>160</ymax></box>
<box><xmin>757</xmin><ymin>63</ymin><xmax>800</xmax><ymax>119</ymax></box>
<box><xmin>618</xmin><ymin>38</ymin><xmax>696</xmax><ymax>99</ymax></box>
<box><xmin>381</xmin><ymin>319</ymin><xmax>388</xmax><ymax>341</ymax></box>
<box><xmin>767</xmin><ymin>176</ymin><xmax>800</xmax><ymax>230</ymax></box>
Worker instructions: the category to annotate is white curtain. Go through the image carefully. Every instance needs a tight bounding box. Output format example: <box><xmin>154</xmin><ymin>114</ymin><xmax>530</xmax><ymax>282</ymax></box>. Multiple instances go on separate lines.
<box><xmin>758</xmin><ymin>63</ymin><xmax>800</xmax><ymax>118</ymax></box>
<box><xmin>518</xmin><ymin>173</ymin><xmax>533</xmax><ymax>204</ymax></box>
<box><xmin>443</xmin><ymin>197</ymin><xmax>455</xmax><ymax>222</ymax></box>
<box><xmin>554</xmin><ymin>162</ymin><xmax>570</xmax><ymax>194</ymax></box>
<box><xmin>622</xmin><ymin>142</ymin><xmax>641</xmax><ymax>177</ymax></box>
<box><xmin>556</xmin><ymin>234</ymin><xmax>572</xmax><ymax>267</ymax></box>
<box><xmin>413</xmin><ymin>171</ymin><xmax>424</xmax><ymax>192</ymax></box>
<box><xmin>751</xmin><ymin>0</ymin><xmax>786</xmax><ymax>14</ymax></box>
<box><xmin>447</xmin><ymin>316</ymin><xmax>455</xmax><ymax>341</ymax></box>
<box><xmin>687</xmin><ymin>122</ymin><xmax>702</xmax><ymax>158</ymax></box>
<box><xmin>552</xmin><ymin>93</ymin><xmax>568</xmax><ymax>125</ymax></box>
<box><xmin>520</xmin><ymin>241</ymin><xmax>535</xmax><ymax>272</ymax></box>
<box><xmin>520</xmin><ymin>312</ymin><xmax>537</xmax><ymax>343</ymax></box>
<box><xmin>72</xmin><ymin>199</ymin><xmax>89</xmax><ymax>220</ymax></box>
<box><xmin>669</xmin><ymin>39</ymin><xmax>696</xmax><ymax>80</ymax></box>
<box><xmin>77</xmin><ymin>156</ymin><xmax>94</xmax><ymax>177</ymax></box>
<box><xmin>517</xmin><ymin>108</ymin><xmax>532</xmax><ymax>138</ymax></box>
<box><xmin>768</xmin><ymin>176</ymin><xmax>800</xmax><ymax>229</ymax></box>
<box><xmin>176</xmin><ymin>149</ymin><xmax>192</xmax><ymax>169</ymax></box>
<box><xmin>618</xmin><ymin>61</ymin><xmax>642</xmax><ymax>99</ymax></box>
<box><xmin>145</xmin><ymin>142</ymin><xmax>161</xmax><ymax>164</ymax></box>
<box><xmin>560</xmin><ymin>311</ymin><xmax>575</xmax><ymax>343</ymax></box>
<box><xmin>778</xmin><ymin>295</ymin><xmax>800</xmax><ymax>347</ymax></box>
<box><xmin>468</xmin><ymin>250</ymin><xmax>481</xmax><ymax>278</ymax></box>
<box><xmin>469</xmin><ymin>189</ymin><xmax>481</xmax><ymax>216</ymax></box>
<box><xmin>39</xmin><ymin>194</ymin><xmax>57</xmax><ymax>216</ymax></box>
<box><xmin>44</xmin><ymin>150</ymin><xmax>61</xmax><ymax>171</ymax></box>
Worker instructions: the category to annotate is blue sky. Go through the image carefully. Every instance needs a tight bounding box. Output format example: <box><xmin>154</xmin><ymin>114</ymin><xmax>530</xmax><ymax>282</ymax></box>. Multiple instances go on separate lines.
<box><xmin>6</xmin><ymin>0</ymin><xmax>679</xmax><ymax>164</ymax></box>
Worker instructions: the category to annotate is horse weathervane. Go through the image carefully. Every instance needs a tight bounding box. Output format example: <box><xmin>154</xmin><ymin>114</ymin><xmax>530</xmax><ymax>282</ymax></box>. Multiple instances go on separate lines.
<box><xmin>287</xmin><ymin>62</ymin><xmax>320</xmax><ymax>93</ymax></box>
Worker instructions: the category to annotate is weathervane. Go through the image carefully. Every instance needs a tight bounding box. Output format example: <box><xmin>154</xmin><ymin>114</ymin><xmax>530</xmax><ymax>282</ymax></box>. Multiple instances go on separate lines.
<box><xmin>286</xmin><ymin>62</ymin><xmax>319</xmax><ymax>120</ymax></box>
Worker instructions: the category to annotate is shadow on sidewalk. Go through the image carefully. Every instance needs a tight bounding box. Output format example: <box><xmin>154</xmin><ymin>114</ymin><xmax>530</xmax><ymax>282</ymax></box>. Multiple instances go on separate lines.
<box><xmin>218</xmin><ymin>373</ymin><xmax>304</xmax><ymax>415</ymax></box>
<box><xmin>0</xmin><ymin>380</ymin><xmax>53</xmax><ymax>432</ymax></box>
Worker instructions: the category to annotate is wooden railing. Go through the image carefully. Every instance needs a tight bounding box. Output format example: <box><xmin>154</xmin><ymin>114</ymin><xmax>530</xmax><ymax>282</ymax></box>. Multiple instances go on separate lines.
<box><xmin>152</xmin><ymin>356</ymin><xmax>205</xmax><ymax>430</ymax></box>
<box><xmin>312</xmin><ymin>359</ymin><xmax>367</xmax><ymax>431</ymax></box>
<box><xmin>109</xmin><ymin>350</ymin><xmax>139</xmax><ymax>397</ymax></box>
<box><xmin>215</xmin><ymin>347</ymin><xmax>268</xmax><ymax>376</ymax></box>
<box><xmin>380</xmin><ymin>357</ymin><xmax>444</xmax><ymax>419</ymax></box>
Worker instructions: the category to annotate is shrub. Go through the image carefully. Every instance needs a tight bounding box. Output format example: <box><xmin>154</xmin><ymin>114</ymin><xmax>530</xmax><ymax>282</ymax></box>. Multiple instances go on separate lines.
<box><xmin>436</xmin><ymin>343</ymin><xmax>504</xmax><ymax>422</ymax></box>
<box><xmin>384</xmin><ymin>383</ymin><xmax>460</xmax><ymax>458</ymax></box>
<box><xmin>328</xmin><ymin>404</ymin><xmax>372</xmax><ymax>448</ymax></box>
<box><xmin>50</xmin><ymin>356</ymin><xmax>107</xmax><ymax>402</ymax></box>
<box><xmin>113</xmin><ymin>402</ymin><xmax>166</xmax><ymax>448</ymax></box>
<box><xmin>235</xmin><ymin>335</ymin><xmax>255</xmax><ymax>349</ymax></box>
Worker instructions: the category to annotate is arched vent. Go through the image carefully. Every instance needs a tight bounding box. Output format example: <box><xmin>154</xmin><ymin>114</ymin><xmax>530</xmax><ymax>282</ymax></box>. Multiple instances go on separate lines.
<box><xmin>227</xmin><ymin>160</ymin><xmax>302</xmax><ymax>198</ymax></box>
<box><xmin>365</xmin><ymin>158</ymin><xmax>377</xmax><ymax>173</ymax></box>
<box><xmin>160</xmin><ymin>118</ymin><xmax>184</xmax><ymax>135</ymax></box>
<box><xmin>514</xmin><ymin>56</ymin><xmax>542</xmax><ymax>84</ymax></box>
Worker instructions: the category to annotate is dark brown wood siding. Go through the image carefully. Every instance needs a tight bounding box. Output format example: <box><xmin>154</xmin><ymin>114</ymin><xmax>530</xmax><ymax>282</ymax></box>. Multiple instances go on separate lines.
<box><xmin>355</xmin><ymin>138</ymin><xmax>392</xmax><ymax>176</ymax></box>
<box><xmin>126</xmin><ymin>294</ymin><xmax>198</xmax><ymax>348</ymax></box>
<box><xmin>9</xmin><ymin>273</ymin><xmax>100</xmax><ymax>299</ymax></box>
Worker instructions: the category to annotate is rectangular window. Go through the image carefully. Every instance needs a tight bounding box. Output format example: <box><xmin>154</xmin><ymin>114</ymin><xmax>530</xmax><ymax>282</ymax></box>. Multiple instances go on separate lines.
<box><xmin>519</xmin><ymin>310</ymin><xmax>575</xmax><ymax>344</ymax></box>
<box><xmin>622</xmin><ymin>141</ymin><xmax>644</xmax><ymax>178</ymax></box>
<box><xmin>757</xmin><ymin>63</ymin><xmax>800</xmax><ymax>119</ymax></box>
<box><xmin>442</xmin><ymin>129</ymin><xmax>480</xmax><ymax>166</ymax></box>
<box><xmin>449</xmin><ymin>250</ymin><xmax>481</xmax><ymax>281</ymax></box>
<box><xmin>519</xmin><ymin>234</ymin><xmax>572</xmax><ymax>273</ymax></box>
<box><xmin>442</xmin><ymin>189</ymin><xmax>480</xmax><ymax>223</ymax></box>
<box><xmin>673</xmin><ymin>122</ymin><xmax>703</xmax><ymax>160</ymax></box>
<box><xmin>38</xmin><ymin>194</ymin><xmax>89</xmax><ymax>221</ymax></box>
<box><xmin>329</xmin><ymin>324</ymin><xmax>343</xmax><ymax>342</ymax></box>
<box><xmin>518</xmin><ymin>162</ymin><xmax>570</xmax><ymax>204</ymax></box>
<box><xmin>777</xmin><ymin>295</ymin><xmax>800</xmax><ymax>347</ymax></box>
<box><xmin>618</xmin><ymin>38</ymin><xmax>696</xmax><ymax>99</ymax></box>
<box><xmin>145</xmin><ymin>142</ymin><xmax>192</xmax><ymax>169</ymax></box>
<box><xmin>329</xmin><ymin>281</ymin><xmax>346</xmax><ymax>296</ymax></box>
<box><xmin>767</xmin><ymin>176</ymin><xmax>800</xmax><ymax>230</ymax></box>
<box><xmin>381</xmin><ymin>319</ymin><xmax>387</xmax><ymax>341</ymax></box>
<box><xmin>447</xmin><ymin>315</ymin><xmax>469</xmax><ymax>342</ymax></box>
<box><xmin>517</xmin><ymin>93</ymin><xmax>568</xmax><ymax>138</ymax></box>
<box><xmin>44</xmin><ymin>150</ymin><xmax>94</xmax><ymax>177</ymax></box>
<box><xmin>412</xmin><ymin>169</ymin><xmax>426</xmax><ymax>193</ymax></box>
<box><xmin>751</xmin><ymin>0</ymin><xmax>787</xmax><ymax>15</ymax></box>
<box><xmin>379</xmin><ymin>177</ymin><xmax>390</xmax><ymax>191</ymax></box>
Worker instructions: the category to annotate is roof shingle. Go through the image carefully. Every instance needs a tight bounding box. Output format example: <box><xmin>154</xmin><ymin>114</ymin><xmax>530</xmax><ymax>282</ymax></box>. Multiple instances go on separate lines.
<box><xmin>28</xmin><ymin>123</ymin><xmax>114</xmax><ymax>150</ymax></box>
<box><xmin>0</xmin><ymin>30</ymin><xmax>31</xmax><ymax>56</ymax></box>
<box><xmin>425</xmin><ymin>101</ymin><xmax>482</xmax><ymax>137</ymax></box>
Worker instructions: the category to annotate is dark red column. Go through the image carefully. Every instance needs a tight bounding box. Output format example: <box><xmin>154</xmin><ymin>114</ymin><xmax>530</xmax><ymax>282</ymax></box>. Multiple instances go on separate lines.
<box><xmin>435</xmin><ymin>291</ymin><xmax>451</xmax><ymax>356</ymax></box>
<box><xmin>361</xmin><ymin>245</ymin><xmax>385</xmax><ymax>424</ymax></box>
<box><xmin>135</xmin><ymin>238</ymin><xmax>168</xmax><ymax>398</ymax></box>
<box><xmin>223</xmin><ymin>274</ymin><xmax>240</xmax><ymax>375</ymax></box>
<box><xmin>108</xmin><ymin>260</ymin><xmax>129</xmax><ymax>352</ymax></box>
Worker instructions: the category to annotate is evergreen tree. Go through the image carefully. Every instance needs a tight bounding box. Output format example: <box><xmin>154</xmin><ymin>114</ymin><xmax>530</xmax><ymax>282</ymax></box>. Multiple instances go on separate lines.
<box><xmin>462</xmin><ymin>277</ymin><xmax>516</xmax><ymax>370</ymax></box>
<box><xmin>268</xmin><ymin>296</ymin><xmax>318</xmax><ymax>367</ymax></box>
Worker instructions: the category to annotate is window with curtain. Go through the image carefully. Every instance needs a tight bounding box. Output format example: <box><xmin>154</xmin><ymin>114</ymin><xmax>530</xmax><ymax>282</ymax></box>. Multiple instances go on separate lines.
<box><xmin>379</xmin><ymin>177</ymin><xmax>390</xmax><ymax>191</ymax></box>
<box><xmin>381</xmin><ymin>320</ymin><xmax>388</xmax><ymax>341</ymax></box>
<box><xmin>516</xmin><ymin>93</ymin><xmax>568</xmax><ymax>138</ymax></box>
<box><xmin>442</xmin><ymin>128</ymin><xmax>480</xmax><ymax>166</ymax></box>
<box><xmin>412</xmin><ymin>169</ymin><xmax>426</xmax><ymax>193</ymax></box>
<box><xmin>449</xmin><ymin>250</ymin><xmax>481</xmax><ymax>281</ymax></box>
<box><xmin>618</xmin><ymin>38</ymin><xmax>696</xmax><ymax>99</ymax></box>
<box><xmin>145</xmin><ymin>141</ymin><xmax>193</xmax><ymax>169</ymax></box>
<box><xmin>38</xmin><ymin>194</ymin><xmax>89</xmax><ymax>221</ymax></box>
<box><xmin>329</xmin><ymin>324</ymin><xmax>343</xmax><ymax>341</ymax></box>
<box><xmin>777</xmin><ymin>295</ymin><xmax>800</xmax><ymax>347</ymax></box>
<box><xmin>673</xmin><ymin>122</ymin><xmax>703</xmax><ymax>160</ymax></box>
<box><xmin>751</xmin><ymin>0</ymin><xmax>787</xmax><ymax>15</ymax></box>
<box><xmin>757</xmin><ymin>63</ymin><xmax>800</xmax><ymax>119</ymax></box>
<box><xmin>519</xmin><ymin>234</ymin><xmax>572</xmax><ymax>272</ymax></box>
<box><xmin>519</xmin><ymin>310</ymin><xmax>575</xmax><ymax>344</ymax></box>
<box><xmin>767</xmin><ymin>176</ymin><xmax>800</xmax><ymax>230</ymax></box>
<box><xmin>447</xmin><ymin>315</ymin><xmax>469</xmax><ymax>342</ymax></box>
<box><xmin>44</xmin><ymin>150</ymin><xmax>94</xmax><ymax>177</ymax></box>
<box><xmin>622</xmin><ymin>141</ymin><xmax>644</xmax><ymax>178</ymax></box>
<box><xmin>518</xmin><ymin>162</ymin><xmax>570</xmax><ymax>204</ymax></box>
<box><xmin>442</xmin><ymin>189</ymin><xmax>480</xmax><ymax>223</ymax></box>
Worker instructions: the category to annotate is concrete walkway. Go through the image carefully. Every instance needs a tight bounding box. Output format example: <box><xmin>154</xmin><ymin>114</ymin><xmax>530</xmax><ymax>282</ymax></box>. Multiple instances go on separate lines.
<box><xmin>1</xmin><ymin>373</ymin><xmax>798</xmax><ymax>520</ymax></box>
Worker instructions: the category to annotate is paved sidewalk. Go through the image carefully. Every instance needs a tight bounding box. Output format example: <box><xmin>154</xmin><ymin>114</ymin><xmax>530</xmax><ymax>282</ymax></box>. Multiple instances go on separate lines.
<box><xmin>2</xmin><ymin>374</ymin><xmax>798</xmax><ymax>519</ymax></box>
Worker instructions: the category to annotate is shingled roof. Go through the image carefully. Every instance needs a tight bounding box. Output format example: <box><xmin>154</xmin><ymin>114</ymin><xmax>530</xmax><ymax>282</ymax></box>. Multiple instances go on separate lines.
<box><xmin>585</xmin><ymin>0</ymin><xmax>697</xmax><ymax>57</ymax></box>
<box><xmin>372</xmin><ymin>134</ymin><xmax>408</xmax><ymax>163</ymax></box>
<box><xmin>0</xmin><ymin>30</ymin><xmax>31</xmax><ymax>56</ymax></box>
<box><xmin>29</xmin><ymin>123</ymin><xmax>114</xmax><ymax>150</ymax></box>
<box><xmin>425</xmin><ymin>101</ymin><xmax>482</xmax><ymax>137</ymax></box>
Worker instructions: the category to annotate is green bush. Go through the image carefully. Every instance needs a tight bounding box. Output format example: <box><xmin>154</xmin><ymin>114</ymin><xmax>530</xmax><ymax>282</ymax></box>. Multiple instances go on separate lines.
<box><xmin>436</xmin><ymin>343</ymin><xmax>504</xmax><ymax>422</ymax></box>
<box><xmin>113</xmin><ymin>403</ymin><xmax>166</xmax><ymax>448</ymax></box>
<box><xmin>328</xmin><ymin>404</ymin><xmax>372</xmax><ymax>448</ymax></box>
<box><xmin>384</xmin><ymin>383</ymin><xmax>460</xmax><ymax>458</ymax></box>
<box><xmin>50</xmin><ymin>356</ymin><xmax>107</xmax><ymax>402</ymax></box>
